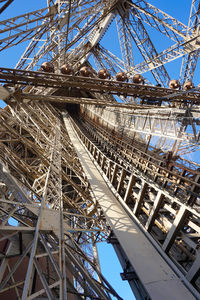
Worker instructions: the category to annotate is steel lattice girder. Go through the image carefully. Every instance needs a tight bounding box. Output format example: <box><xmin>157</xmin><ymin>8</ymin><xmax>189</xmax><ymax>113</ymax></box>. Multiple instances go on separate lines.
<box><xmin>0</xmin><ymin>1</ymin><xmax>200</xmax><ymax>299</ymax></box>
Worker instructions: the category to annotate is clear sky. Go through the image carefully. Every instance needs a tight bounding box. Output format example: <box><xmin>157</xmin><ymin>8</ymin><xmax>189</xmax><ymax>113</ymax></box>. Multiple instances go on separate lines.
<box><xmin>0</xmin><ymin>1</ymin><xmax>197</xmax><ymax>299</ymax></box>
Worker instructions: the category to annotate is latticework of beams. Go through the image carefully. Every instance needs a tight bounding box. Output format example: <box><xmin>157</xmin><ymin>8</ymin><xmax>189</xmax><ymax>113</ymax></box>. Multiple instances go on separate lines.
<box><xmin>130</xmin><ymin>0</ymin><xmax>188</xmax><ymax>41</ymax></box>
<box><xmin>0</xmin><ymin>103</ymin><xmax>109</xmax><ymax>241</ymax></box>
<box><xmin>1</xmin><ymin>66</ymin><xmax>200</xmax><ymax>154</ymax></box>
<box><xmin>0</xmin><ymin>1</ymin><xmax>200</xmax><ymax>299</ymax></box>
<box><xmin>117</xmin><ymin>5</ymin><xmax>171</xmax><ymax>86</ymax></box>
<box><xmin>179</xmin><ymin>0</ymin><xmax>200</xmax><ymax>84</ymax></box>
<box><xmin>0</xmin><ymin>102</ymin><xmax>123</xmax><ymax>299</ymax></box>
<box><xmin>15</xmin><ymin>1</ymin><xmax>116</xmax><ymax>71</ymax></box>
<box><xmin>116</xmin><ymin>13</ymin><xmax>134</xmax><ymax>71</ymax></box>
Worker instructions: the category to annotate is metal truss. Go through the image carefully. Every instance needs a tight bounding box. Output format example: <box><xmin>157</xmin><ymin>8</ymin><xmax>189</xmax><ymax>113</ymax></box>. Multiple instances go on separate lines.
<box><xmin>0</xmin><ymin>0</ymin><xmax>198</xmax><ymax>85</ymax></box>
<box><xmin>179</xmin><ymin>0</ymin><xmax>200</xmax><ymax>84</ymax></box>
<box><xmin>1</xmin><ymin>1</ymin><xmax>200</xmax><ymax>299</ymax></box>
<box><xmin>92</xmin><ymin>44</ymin><xmax>126</xmax><ymax>75</ymax></box>
<box><xmin>186</xmin><ymin>0</ymin><xmax>200</xmax><ymax>33</ymax></box>
<box><xmin>130</xmin><ymin>0</ymin><xmax>188</xmax><ymax>41</ymax></box>
<box><xmin>1</xmin><ymin>0</ymin><xmax>198</xmax><ymax>87</ymax></box>
<box><xmin>1</xmin><ymin>67</ymin><xmax>200</xmax><ymax>106</ymax></box>
<box><xmin>84</xmin><ymin>106</ymin><xmax>200</xmax><ymax>154</ymax></box>
<box><xmin>179</xmin><ymin>50</ymin><xmax>200</xmax><ymax>85</ymax></box>
<box><xmin>115</xmin><ymin>3</ymin><xmax>171</xmax><ymax>86</ymax></box>
<box><xmin>66</xmin><ymin>7</ymin><xmax>116</xmax><ymax>70</ymax></box>
<box><xmin>0</xmin><ymin>102</ymin><xmax>123</xmax><ymax>299</ymax></box>
<box><xmin>83</xmin><ymin>103</ymin><xmax>200</xmax><ymax>158</ymax></box>
<box><xmin>116</xmin><ymin>13</ymin><xmax>134</xmax><ymax>71</ymax></box>
<box><xmin>0</xmin><ymin>163</ymin><xmax>118</xmax><ymax>299</ymax></box>
<box><xmin>1</xmin><ymin>66</ymin><xmax>200</xmax><ymax>151</ymax></box>
<box><xmin>128</xmin><ymin>1</ymin><xmax>200</xmax><ymax>81</ymax></box>
<box><xmin>0</xmin><ymin>6</ymin><xmax>58</xmax><ymax>52</ymax></box>
<box><xmin>15</xmin><ymin>1</ymin><xmax>115</xmax><ymax>70</ymax></box>
<box><xmin>132</xmin><ymin>35</ymin><xmax>200</xmax><ymax>76</ymax></box>
<box><xmin>0</xmin><ymin>103</ymin><xmax>109</xmax><ymax>242</ymax></box>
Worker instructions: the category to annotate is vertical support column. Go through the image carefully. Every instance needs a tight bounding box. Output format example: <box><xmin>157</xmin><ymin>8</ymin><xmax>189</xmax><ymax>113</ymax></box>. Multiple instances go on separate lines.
<box><xmin>111</xmin><ymin>163</ymin><xmax>118</xmax><ymax>185</ymax></box>
<box><xmin>101</xmin><ymin>155</ymin><xmax>106</xmax><ymax>169</ymax></box>
<box><xmin>22</xmin><ymin>167</ymin><xmax>53</xmax><ymax>300</ymax></box>
<box><xmin>57</xmin><ymin>0</ymin><xmax>61</xmax><ymax>68</ymax></box>
<box><xmin>145</xmin><ymin>191</ymin><xmax>163</xmax><ymax>232</ymax></box>
<box><xmin>56</xmin><ymin>122</ymin><xmax>67</xmax><ymax>300</ymax></box>
<box><xmin>92</xmin><ymin>243</ymin><xmax>102</xmax><ymax>283</ymax></box>
<box><xmin>162</xmin><ymin>206</ymin><xmax>190</xmax><ymax>253</ymax></box>
<box><xmin>64</xmin><ymin>114</ymin><xmax>197</xmax><ymax>300</ymax></box>
<box><xmin>117</xmin><ymin>168</ymin><xmax>126</xmax><ymax>193</ymax></box>
<box><xmin>124</xmin><ymin>174</ymin><xmax>135</xmax><ymax>203</ymax></box>
<box><xmin>106</xmin><ymin>160</ymin><xmax>111</xmax><ymax>180</ymax></box>
<box><xmin>133</xmin><ymin>182</ymin><xmax>148</xmax><ymax>216</ymax></box>
<box><xmin>97</xmin><ymin>150</ymin><xmax>101</xmax><ymax>164</ymax></box>
<box><xmin>93</xmin><ymin>146</ymin><xmax>97</xmax><ymax>159</ymax></box>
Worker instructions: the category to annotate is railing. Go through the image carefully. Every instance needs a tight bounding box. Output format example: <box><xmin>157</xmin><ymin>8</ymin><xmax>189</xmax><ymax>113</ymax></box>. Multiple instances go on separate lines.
<box><xmin>81</xmin><ymin>113</ymin><xmax>200</xmax><ymax>210</ymax></box>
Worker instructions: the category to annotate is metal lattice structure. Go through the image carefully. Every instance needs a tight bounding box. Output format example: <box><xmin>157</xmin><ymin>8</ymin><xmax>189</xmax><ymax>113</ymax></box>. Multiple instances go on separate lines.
<box><xmin>0</xmin><ymin>1</ymin><xmax>200</xmax><ymax>299</ymax></box>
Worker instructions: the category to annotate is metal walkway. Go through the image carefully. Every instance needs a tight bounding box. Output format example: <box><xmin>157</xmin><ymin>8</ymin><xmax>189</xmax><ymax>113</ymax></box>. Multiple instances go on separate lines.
<box><xmin>63</xmin><ymin>113</ymin><xmax>196</xmax><ymax>300</ymax></box>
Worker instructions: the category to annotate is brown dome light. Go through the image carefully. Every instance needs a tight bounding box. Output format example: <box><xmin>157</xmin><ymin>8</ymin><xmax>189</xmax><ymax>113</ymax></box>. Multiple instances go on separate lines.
<box><xmin>98</xmin><ymin>69</ymin><xmax>111</xmax><ymax>79</ymax></box>
<box><xmin>183</xmin><ymin>81</ymin><xmax>194</xmax><ymax>91</ymax></box>
<box><xmin>79</xmin><ymin>66</ymin><xmax>91</xmax><ymax>77</ymax></box>
<box><xmin>60</xmin><ymin>64</ymin><xmax>73</xmax><ymax>75</ymax></box>
<box><xmin>116</xmin><ymin>72</ymin><xmax>128</xmax><ymax>82</ymax></box>
<box><xmin>133</xmin><ymin>74</ymin><xmax>144</xmax><ymax>84</ymax></box>
<box><xmin>169</xmin><ymin>79</ymin><xmax>180</xmax><ymax>89</ymax></box>
<box><xmin>41</xmin><ymin>62</ymin><xmax>54</xmax><ymax>73</ymax></box>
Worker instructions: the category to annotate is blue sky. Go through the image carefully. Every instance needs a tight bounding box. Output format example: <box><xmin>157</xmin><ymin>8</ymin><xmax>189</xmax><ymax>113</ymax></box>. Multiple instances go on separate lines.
<box><xmin>0</xmin><ymin>1</ymin><xmax>198</xmax><ymax>299</ymax></box>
